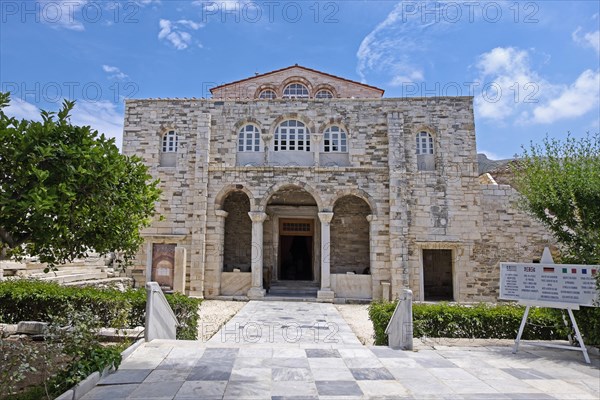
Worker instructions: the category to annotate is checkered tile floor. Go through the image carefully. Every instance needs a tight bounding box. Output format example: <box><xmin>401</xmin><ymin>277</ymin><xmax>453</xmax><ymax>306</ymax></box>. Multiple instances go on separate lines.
<box><xmin>80</xmin><ymin>301</ymin><xmax>600</xmax><ymax>400</ymax></box>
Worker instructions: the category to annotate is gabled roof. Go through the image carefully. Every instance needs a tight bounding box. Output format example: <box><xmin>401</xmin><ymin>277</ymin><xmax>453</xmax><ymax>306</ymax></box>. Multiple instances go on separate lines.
<box><xmin>209</xmin><ymin>64</ymin><xmax>385</xmax><ymax>94</ymax></box>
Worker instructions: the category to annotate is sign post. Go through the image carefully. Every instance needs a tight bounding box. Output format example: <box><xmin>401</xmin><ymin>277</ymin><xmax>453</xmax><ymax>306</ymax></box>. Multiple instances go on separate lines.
<box><xmin>499</xmin><ymin>248</ymin><xmax>598</xmax><ymax>364</ymax></box>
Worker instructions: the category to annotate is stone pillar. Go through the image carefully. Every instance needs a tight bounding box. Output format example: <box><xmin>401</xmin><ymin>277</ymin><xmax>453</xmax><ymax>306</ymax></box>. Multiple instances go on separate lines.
<box><xmin>145</xmin><ymin>242</ymin><xmax>153</xmax><ymax>284</ymax></box>
<box><xmin>312</xmin><ymin>134</ymin><xmax>322</xmax><ymax>166</ymax></box>
<box><xmin>213</xmin><ymin>210</ymin><xmax>229</xmax><ymax>297</ymax></box>
<box><xmin>247</xmin><ymin>211</ymin><xmax>268</xmax><ymax>299</ymax></box>
<box><xmin>366</xmin><ymin>214</ymin><xmax>378</xmax><ymax>298</ymax></box>
<box><xmin>317</xmin><ymin>212</ymin><xmax>335</xmax><ymax>300</ymax></box>
<box><xmin>263</xmin><ymin>134</ymin><xmax>272</xmax><ymax>165</ymax></box>
<box><xmin>173</xmin><ymin>247</ymin><xmax>187</xmax><ymax>294</ymax></box>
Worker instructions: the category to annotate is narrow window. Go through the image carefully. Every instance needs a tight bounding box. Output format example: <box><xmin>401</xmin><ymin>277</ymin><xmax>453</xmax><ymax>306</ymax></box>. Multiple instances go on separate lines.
<box><xmin>323</xmin><ymin>126</ymin><xmax>347</xmax><ymax>153</ymax></box>
<box><xmin>238</xmin><ymin>124</ymin><xmax>260</xmax><ymax>152</ymax></box>
<box><xmin>416</xmin><ymin>131</ymin><xmax>434</xmax><ymax>155</ymax></box>
<box><xmin>162</xmin><ymin>130</ymin><xmax>178</xmax><ymax>153</ymax></box>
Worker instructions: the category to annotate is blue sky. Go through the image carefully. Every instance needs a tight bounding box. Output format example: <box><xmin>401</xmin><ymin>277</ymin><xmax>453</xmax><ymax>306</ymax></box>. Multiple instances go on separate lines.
<box><xmin>1</xmin><ymin>0</ymin><xmax>599</xmax><ymax>158</ymax></box>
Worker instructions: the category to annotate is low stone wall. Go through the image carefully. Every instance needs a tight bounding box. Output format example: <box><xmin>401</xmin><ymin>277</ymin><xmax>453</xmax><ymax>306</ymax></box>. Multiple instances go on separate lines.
<box><xmin>331</xmin><ymin>273</ymin><xmax>372</xmax><ymax>299</ymax></box>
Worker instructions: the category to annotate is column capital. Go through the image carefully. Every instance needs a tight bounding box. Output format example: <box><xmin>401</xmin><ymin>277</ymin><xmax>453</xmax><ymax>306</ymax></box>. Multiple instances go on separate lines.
<box><xmin>318</xmin><ymin>212</ymin><xmax>334</xmax><ymax>224</ymax></box>
<box><xmin>312</xmin><ymin>133</ymin><xmax>323</xmax><ymax>143</ymax></box>
<box><xmin>248</xmin><ymin>211</ymin><xmax>268</xmax><ymax>223</ymax></box>
<box><xmin>215</xmin><ymin>210</ymin><xmax>229</xmax><ymax>218</ymax></box>
<box><xmin>366</xmin><ymin>214</ymin><xmax>377</xmax><ymax>222</ymax></box>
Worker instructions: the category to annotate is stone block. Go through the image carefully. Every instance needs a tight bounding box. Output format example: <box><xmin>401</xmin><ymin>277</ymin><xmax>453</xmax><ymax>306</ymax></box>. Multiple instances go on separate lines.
<box><xmin>16</xmin><ymin>321</ymin><xmax>48</xmax><ymax>335</ymax></box>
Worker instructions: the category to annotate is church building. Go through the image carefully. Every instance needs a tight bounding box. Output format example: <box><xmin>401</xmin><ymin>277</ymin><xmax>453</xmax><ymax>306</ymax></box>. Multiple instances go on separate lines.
<box><xmin>122</xmin><ymin>65</ymin><xmax>552</xmax><ymax>302</ymax></box>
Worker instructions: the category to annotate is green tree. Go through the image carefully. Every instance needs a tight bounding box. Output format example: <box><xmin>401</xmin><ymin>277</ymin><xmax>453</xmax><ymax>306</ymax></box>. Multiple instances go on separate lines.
<box><xmin>513</xmin><ymin>133</ymin><xmax>600</xmax><ymax>265</ymax></box>
<box><xmin>0</xmin><ymin>92</ymin><xmax>160</xmax><ymax>268</ymax></box>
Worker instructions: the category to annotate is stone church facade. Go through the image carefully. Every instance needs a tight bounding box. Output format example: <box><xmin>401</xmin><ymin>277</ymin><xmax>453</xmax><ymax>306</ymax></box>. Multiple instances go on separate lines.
<box><xmin>122</xmin><ymin>65</ymin><xmax>552</xmax><ymax>302</ymax></box>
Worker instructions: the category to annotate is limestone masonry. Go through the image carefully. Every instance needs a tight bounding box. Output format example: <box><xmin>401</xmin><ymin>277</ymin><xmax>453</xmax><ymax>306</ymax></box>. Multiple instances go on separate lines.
<box><xmin>122</xmin><ymin>65</ymin><xmax>553</xmax><ymax>302</ymax></box>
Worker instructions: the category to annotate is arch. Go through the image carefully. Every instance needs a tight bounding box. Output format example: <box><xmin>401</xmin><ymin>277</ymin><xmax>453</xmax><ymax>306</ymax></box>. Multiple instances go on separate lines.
<box><xmin>237</xmin><ymin>123</ymin><xmax>261</xmax><ymax>152</ymax></box>
<box><xmin>312</xmin><ymin>83</ymin><xmax>338</xmax><ymax>99</ymax></box>
<box><xmin>317</xmin><ymin>118</ymin><xmax>350</xmax><ymax>137</ymax></box>
<box><xmin>269</xmin><ymin>114</ymin><xmax>316</xmax><ymax>137</ymax></box>
<box><xmin>416</xmin><ymin>131</ymin><xmax>434</xmax><ymax>155</ymax></box>
<box><xmin>254</xmin><ymin>84</ymin><xmax>279</xmax><ymax>99</ymax></box>
<box><xmin>233</xmin><ymin>117</ymin><xmax>262</xmax><ymax>132</ymax></box>
<box><xmin>280</xmin><ymin>76</ymin><xmax>313</xmax><ymax>96</ymax></box>
<box><xmin>329</xmin><ymin>189</ymin><xmax>377</xmax><ymax>216</ymax></box>
<box><xmin>215</xmin><ymin>184</ymin><xmax>255</xmax><ymax>210</ymax></box>
<box><xmin>260</xmin><ymin>181</ymin><xmax>324</xmax><ymax>211</ymax></box>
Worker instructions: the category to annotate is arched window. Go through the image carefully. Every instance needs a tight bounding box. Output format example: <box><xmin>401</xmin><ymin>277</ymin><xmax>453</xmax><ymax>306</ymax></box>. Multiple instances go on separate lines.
<box><xmin>282</xmin><ymin>83</ymin><xmax>309</xmax><ymax>99</ymax></box>
<box><xmin>274</xmin><ymin>120</ymin><xmax>310</xmax><ymax>151</ymax></box>
<box><xmin>323</xmin><ymin>126</ymin><xmax>347</xmax><ymax>152</ymax></box>
<box><xmin>162</xmin><ymin>130</ymin><xmax>178</xmax><ymax>153</ymax></box>
<box><xmin>315</xmin><ymin>89</ymin><xmax>333</xmax><ymax>99</ymax></box>
<box><xmin>416</xmin><ymin>131</ymin><xmax>434</xmax><ymax>155</ymax></box>
<box><xmin>238</xmin><ymin>124</ymin><xmax>260</xmax><ymax>152</ymax></box>
<box><xmin>258</xmin><ymin>89</ymin><xmax>277</xmax><ymax>99</ymax></box>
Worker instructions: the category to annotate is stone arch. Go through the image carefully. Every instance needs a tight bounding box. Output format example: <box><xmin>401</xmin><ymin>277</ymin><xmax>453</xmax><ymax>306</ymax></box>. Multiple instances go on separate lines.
<box><xmin>260</xmin><ymin>181</ymin><xmax>323</xmax><ymax>211</ymax></box>
<box><xmin>330</xmin><ymin>195</ymin><xmax>372</xmax><ymax>275</ymax></box>
<box><xmin>269</xmin><ymin>114</ymin><xmax>316</xmax><ymax>138</ymax></box>
<box><xmin>312</xmin><ymin>84</ymin><xmax>338</xmax><ymax>99</ymax></box>
<box><xmin>280</xmin><ymin>76</ymin><xmax>314</xmax><ymax>96</ymax></box>
<box><xmin>254</xmin><ymin>84</ymin><xmax>279</xmax><ymax>99</ymax></box>
<box><xmin>215</xmin><ymin>184</ymin><xmax>255</xmax><ymax>210</ymax></box>
<box><xmin>329</xmin><ymin>189</ymin><xmax>377</xmax><ymax>217</ymax></box>
<box><xmin>317</xmin><ymin>119</ymin><xmax>350</xmax><ymax>136</ymax></box>
<box><xmin>233</xmin><ymin>118</ymin><xmax>263</xmax><ymax>133</ymax></box>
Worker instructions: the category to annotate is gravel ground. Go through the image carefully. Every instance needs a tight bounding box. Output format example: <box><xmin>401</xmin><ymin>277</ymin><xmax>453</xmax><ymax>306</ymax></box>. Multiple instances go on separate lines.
<box><xmin>335</xmin><ymin>304</ymin><xmax>375</xmax><ymax>346</ymax></box>
<box><xmin>197</xmin><ymin>300</ymin><xmax>247</xmax><ymax>342</ymax></box>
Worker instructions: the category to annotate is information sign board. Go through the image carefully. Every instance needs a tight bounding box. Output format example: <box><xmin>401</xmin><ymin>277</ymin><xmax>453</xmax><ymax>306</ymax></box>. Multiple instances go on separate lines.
<box><xmin>499</xmin><ymin>262</ymin><xmax>598</xmax><ymax>306</ymax></box>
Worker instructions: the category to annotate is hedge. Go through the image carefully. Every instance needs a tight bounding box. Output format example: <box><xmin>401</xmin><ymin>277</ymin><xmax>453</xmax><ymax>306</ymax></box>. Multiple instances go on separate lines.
<box><xmin>368</xmin><ymin>301</ymin><xmax>600</xmax><ymax>346</ymax></box>
<box><xmin>0</xmin><ymin>279</ymin><xmax>201</xmax><ymax>340</ymax></box>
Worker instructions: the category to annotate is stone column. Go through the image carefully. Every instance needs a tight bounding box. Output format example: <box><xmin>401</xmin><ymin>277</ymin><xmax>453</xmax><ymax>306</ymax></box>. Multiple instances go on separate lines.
<box><xmin>212</xmin><ymin>210</ymin><xmax>229</xmax><ymax>297</ymax></box>
<box><xmin>173</xmin><ymin>247</ymin><xmax>187</xmax><ymax>294</ymax></box>
<box><xmin>263</xmin><ymin>134</ymin><xmax>272</xmax><ymax>166</ymax></box>
<box><xmin>312</xmin><ymin>134</ymin><xmax>322</xmax><ymax>166</ymax></box>
<box><xmin>247</xmin><ymin>211</ymin><xmax>268</xmax><ymax>299</ymax></box>
<box><xmin>317</xmin><ymin>212</ymin><xmax>335</xmax><ymax>300</ymax></box>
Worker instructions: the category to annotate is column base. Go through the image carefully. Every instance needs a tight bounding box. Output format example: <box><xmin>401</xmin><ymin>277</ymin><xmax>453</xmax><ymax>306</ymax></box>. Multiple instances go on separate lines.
<box><xmin>247</xmin><ymin>287</ymin><xmax>266</xmax><ymax>299</ymax></box>
<box><xmin>317</xmin><ymin>289</ymin><xmax>335</xmax><ymax>301</ymax></box>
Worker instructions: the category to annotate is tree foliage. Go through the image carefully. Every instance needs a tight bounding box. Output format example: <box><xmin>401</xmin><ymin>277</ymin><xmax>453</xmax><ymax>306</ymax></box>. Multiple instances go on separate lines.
<box><xmin>0</xmin><ymin>92</ymin><xmax>160</xmax><ymax>267</ymax></box>
<box><xmin>512</xmin><ymin>133</ymin><xmax>600</xmax><ymax>264</ymax></box>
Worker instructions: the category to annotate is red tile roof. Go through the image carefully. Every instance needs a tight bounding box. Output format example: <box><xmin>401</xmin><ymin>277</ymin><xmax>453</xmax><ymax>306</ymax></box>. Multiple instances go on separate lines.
<box><xmin>209</xmin><ymin>64</ymin><xmax>385</xmax><ymax>94</ymax></box>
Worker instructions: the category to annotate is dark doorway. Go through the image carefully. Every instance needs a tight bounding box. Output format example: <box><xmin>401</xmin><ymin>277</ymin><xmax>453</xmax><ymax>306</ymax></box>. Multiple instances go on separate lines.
<box><xmin>423</xmin><ymin>249</ymin><xmax>453</xmax><ymax>301</ymax></box>
<box><xmin>279</xmin><ymin>219</ymin><xmax>314</xmax><ymax>281</ymax></box>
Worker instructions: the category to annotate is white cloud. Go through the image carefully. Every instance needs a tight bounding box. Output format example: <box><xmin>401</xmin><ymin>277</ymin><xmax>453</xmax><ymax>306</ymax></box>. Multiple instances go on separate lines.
<box><xmin>71</xmin><ymin>101</ymin><xmax>124</xmax><ymax>149</ymax></box>
<box><xmin>572</xmin><ymin>27</ymin><xmax>600</xmax><ymax>54</ymax></box>
<box><xmin>37</xmin><ymin>0</ymin><xmax>86</xmax><ymax>31</ymax></box>
<box><xmin>530</xmin><ymin>69</ymin><xmax>600</xmax><ymax>124</ymax></box>
<box><xmin>474</xmin><ymin>47</ymin><xmax>600</xmax><ymax>125</ymax></box>
<box><xmin>356</xmin><ymin>2</ymin><xmax>429</xmax><ymax>85</ymax></box>
<box><xmin>158</xmin><ymin>19</ymin><xmax>203</xmax><ymax>50</ymax></box>
<box><xmin>4</xmin><ymin>98</ymin><xmax>42</xmax><ymax>121</ymax></box>
<box><xmin>102</xmin><ymin>65</ymin><xmax>128</xmax><ymax>80</ymax></box>
<box><xmin>474</xmin><ymin>47</ymin><xmax>551</xmax><ymax>120</ymax></box>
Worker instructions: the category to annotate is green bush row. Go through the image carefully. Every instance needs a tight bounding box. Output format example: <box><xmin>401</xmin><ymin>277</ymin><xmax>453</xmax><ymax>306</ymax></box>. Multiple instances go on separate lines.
<box><xmin>369</xmin><ymin>301</ymin><xmax>600</xmax><ymax>346</ymax></box>
<box><xmin>0</xmin><ymin>279</ymin><xmax>201</xmax><ymax>340</ymax></box>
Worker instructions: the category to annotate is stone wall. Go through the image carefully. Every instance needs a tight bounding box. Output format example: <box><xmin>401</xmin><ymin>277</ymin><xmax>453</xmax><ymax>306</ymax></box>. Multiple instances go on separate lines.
<box><xmin>330</xmin><ymin>196</ymin><xmax>371</xmax><ymax>274</ymax></box>
<box><xmin>222</xmin><ymin>191</ymin><xmax>252</xmax><ymax>272</ymax></box>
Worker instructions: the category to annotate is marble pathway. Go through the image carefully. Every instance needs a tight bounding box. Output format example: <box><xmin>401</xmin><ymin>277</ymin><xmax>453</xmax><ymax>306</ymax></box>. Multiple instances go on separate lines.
<box><xmin>81</xmin><ymin>301</ymin><xmax>600</xmax><ymax>399</ymax></box>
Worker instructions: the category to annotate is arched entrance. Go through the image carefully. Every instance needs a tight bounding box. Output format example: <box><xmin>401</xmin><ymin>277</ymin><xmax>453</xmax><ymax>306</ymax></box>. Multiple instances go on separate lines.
<box><xmin>264</xmin><ymin>185</ymin><xmax>320</xmax><ymax>290</ymax></box>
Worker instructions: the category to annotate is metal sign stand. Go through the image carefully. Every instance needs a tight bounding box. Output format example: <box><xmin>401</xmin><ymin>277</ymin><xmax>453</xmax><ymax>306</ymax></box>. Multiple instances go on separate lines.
<box><xmin>512</xmin><ymin>300</ymin><xmax>590</xmax><ymax>364</ymax></box>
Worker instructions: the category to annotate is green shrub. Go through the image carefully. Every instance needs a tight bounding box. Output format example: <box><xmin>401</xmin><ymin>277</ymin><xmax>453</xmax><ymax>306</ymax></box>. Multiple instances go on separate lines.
<box><xmin>573</xmin><ymin>307</ymin><xmax>600</xmax><ymax>345</ymax></box>
<box><xmin>0</xmin><ymin>279</ymin><xmax>201</xmax><ymax>340</ymax></box>
<box><xmin>369</xmin><ymin>301</ymin><xmax>572</xmax><ymax>346</ymax></box>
